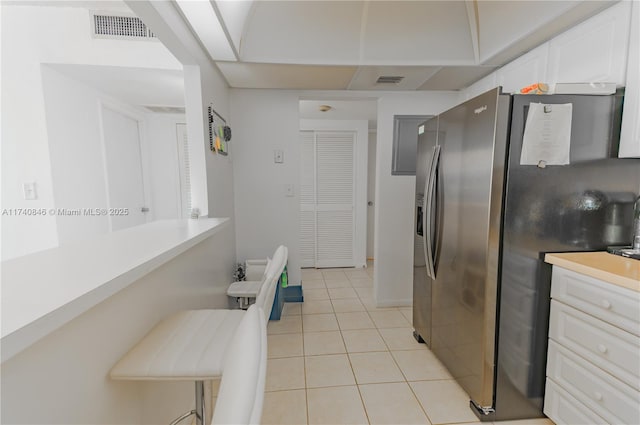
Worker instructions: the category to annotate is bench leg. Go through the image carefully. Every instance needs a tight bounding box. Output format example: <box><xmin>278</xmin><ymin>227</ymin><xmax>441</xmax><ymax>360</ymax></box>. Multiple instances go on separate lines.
<box><xmin>237</xmin><ymin>297</ymin><xmax>251</xmax><ymax>310</ymax></box>
<box><xmin>169</xmin><ymin>410</ymin><xmax>196</xmax><ymax>425</ymax></box>
<box><xmin>195</xmin><ymin>380</ymin><xmax>206</xmax><ymax>425</ymax></box>
<box><xmin>168</xmin><ymin>381</ymin><xmax>207</xmax><ymax>425</ymax></box>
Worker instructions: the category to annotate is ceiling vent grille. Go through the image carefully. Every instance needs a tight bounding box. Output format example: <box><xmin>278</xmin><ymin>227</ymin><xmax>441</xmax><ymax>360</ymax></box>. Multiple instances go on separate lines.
<box><xmin>376</xmin><ymin>76</ymin><xmax>404</xmax><ymax>84</ymax></box>
<box><xmin>92</xmin><ymin>13</ymin><xmax>156</xmax><ymax>40</ymax></box>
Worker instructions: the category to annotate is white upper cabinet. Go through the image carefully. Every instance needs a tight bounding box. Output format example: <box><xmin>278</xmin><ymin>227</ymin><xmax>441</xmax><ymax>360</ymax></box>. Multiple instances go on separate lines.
<box><xmin>619</xmin><ymin>0</ymin><xmax>640</xmax><ymax>158</ymax></box>
<box><xmin>463</xmin><ymin>72</ymin><xmax>498</xmax><ymax>100</ymax></box>
<box><xmin>546</xmin><ymin>1</ymin><xmax>631</xmax><ymax>86</ymax></box>
<box><xmin>496</xmin><ymin>43</ymin><xmax>549</xmax><ymax>94</ymax></box>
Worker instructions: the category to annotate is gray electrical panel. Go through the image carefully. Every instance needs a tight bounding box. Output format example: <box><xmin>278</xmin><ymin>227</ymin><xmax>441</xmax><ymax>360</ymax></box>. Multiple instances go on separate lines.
<box><xmin>392</xmin><ymin>115</ymin><xmax>429</xmax><ymax>175</ymax></box>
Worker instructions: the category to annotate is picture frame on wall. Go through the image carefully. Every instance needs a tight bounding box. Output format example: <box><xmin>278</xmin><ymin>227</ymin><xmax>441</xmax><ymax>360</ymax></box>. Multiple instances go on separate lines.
<box><xmin>208</xmin><ymin>105</ymin><xmax>230</xmax><ymax>156</ymax></box>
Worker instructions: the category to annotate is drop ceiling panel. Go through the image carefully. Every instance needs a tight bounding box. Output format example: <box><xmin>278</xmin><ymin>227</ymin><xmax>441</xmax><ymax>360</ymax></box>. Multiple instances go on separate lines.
<box><xmin>240</xmin><ymin>1</ymin><xmax>364</xmax><ymax>64</ymax></box>
<box><xmin>362</xmin><ymin>1</ymin><xmax>475</xmax><ymax>64</ymax></box>
<box><xmin>418</xmin><ymin>66</ymin><xmax>498</xmax><ymax>90</ymax></box>
<box><xmin>348</xmin><ymin>66</ymin><xmax>441</xmax><ymax>90</ymax></box>
<box><xmin>216</xmin><ymin>62</ymin><xmax>358</xmax><ymax>90</ymax></box>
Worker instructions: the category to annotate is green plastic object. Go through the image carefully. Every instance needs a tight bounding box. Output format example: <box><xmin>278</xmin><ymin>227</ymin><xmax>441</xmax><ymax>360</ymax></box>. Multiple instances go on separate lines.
<box><xmin>281</xmin><ymin>265</ymin><xmax>288</xmax><ymax>288</ymax></box>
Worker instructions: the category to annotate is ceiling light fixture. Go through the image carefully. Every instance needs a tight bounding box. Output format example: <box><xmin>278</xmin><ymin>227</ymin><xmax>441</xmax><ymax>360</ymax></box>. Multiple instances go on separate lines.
<box><xmin>376</xmin><ymin>76</ymin><xmax>404</xmax><ymax>84</ymax></box>
<box><xmin>175</xmin><ymin>0</ymin><xmax>237</xmax><ymax>61</ymax></box>
<box><xmin>319</xmin><ymin>105</ymin><xmax>332</xmax><ymax>112</ymax></box>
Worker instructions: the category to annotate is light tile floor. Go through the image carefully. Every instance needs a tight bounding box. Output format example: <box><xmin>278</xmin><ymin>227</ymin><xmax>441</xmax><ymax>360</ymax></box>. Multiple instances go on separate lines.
<box><xmin>260</xmin><ymin>264</ymin><xmax>556</xmax><ymax>425</ymax></box>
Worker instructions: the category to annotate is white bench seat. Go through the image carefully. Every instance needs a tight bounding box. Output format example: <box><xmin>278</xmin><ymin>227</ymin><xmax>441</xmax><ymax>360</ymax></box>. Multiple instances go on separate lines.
<box><xmin>226</xmin><ymin>280</ymin><xmax>263</xmax><ymax>298</ymax></box>
<box><xmin>110</xmin><ymin>309</ymin><xmax>245</xmax><ymax>381</ymax></box>
<box><xmin>227</xmin><ymin>258</ymin><xmax>270</xmax><ymax>309</ymax></box>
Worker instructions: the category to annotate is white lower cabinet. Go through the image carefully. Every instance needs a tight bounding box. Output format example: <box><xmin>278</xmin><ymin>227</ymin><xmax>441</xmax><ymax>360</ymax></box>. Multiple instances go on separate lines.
<box><xmin>545</xmin><ymin>267</ymin><xmax>640</xmax><ymax>425</ymax></box>
<box><xmin>547</xmin><ymin>341</ymin><xmax>639</xmax><ymax>425</ymax></box>
<box><xmin>545</xmin><ymin>380</ymin><xmax>607</xmax><ymax>425</ymax></box>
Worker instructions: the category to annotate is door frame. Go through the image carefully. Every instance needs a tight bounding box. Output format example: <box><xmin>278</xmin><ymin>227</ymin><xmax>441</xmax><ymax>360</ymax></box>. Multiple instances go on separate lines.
<box><xmin>97</xmin><ymin>99</ymin><xmax>152</xmax><ymax>231</ymax></box>
<box><xmin>300</xmin><ymin>119</ymin><xmax>368</xmax><ymax>268</ymax></box>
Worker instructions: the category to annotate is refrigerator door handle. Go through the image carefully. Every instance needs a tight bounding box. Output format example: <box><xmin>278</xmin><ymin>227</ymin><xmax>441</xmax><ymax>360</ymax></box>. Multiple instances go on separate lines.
<box><xmin>424</xmin><ymin>145</ymin><xmax>441</xmax><ymax>279</ymax></box>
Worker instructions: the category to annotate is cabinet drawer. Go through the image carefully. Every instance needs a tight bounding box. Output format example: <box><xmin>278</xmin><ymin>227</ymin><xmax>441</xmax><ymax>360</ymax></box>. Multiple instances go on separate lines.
<box><xmin>551</xmin><ymin>266</ymin><xmax>640</xmax><ymax>336</ymax></box>
<box><xmin>544</xmin><ymin>379</ymin><xmax>607</xmax><ymax>425</ymax></box>
<box><xmin>549</xmin><ymin>300</ymin><xmax>640</xmax><ymax>390</ymax></box>
<box><xmin>547</xmin><ymin>340</ymin><xmax>640</xmax><ymax>424</ymax></box>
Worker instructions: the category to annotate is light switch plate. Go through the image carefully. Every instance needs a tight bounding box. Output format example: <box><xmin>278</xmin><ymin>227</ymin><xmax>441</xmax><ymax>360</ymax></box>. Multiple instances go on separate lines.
<box><xmin>285</xmin><ymin>184</ymin><xmax>294</xmax><ymax>197</ymax></box>
<box><xmin>274</xmin><ymin>149</ymin><xmax>284</xmax><ymax>163</ymax></box>
<box><xmin>23</xmin><ymin>182</ymin><xmax>37</xmax><ymax>200</ymax></box>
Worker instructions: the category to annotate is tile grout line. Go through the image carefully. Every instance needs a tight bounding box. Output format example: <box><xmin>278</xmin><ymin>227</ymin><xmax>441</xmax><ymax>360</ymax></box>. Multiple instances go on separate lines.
<box><xmin>407</xmin><ymin>380</ymin><xmax>437</xmax><ymax>425</ymax></box>
<box><xmin>301</xmin><ymin>284</ymin><xmax>310</xmax><ymax>425</ymax></box>
<box><xmin>338</xmin><ymin>311</ymin><xmax>372</xmax><ymax>425</ymax></box>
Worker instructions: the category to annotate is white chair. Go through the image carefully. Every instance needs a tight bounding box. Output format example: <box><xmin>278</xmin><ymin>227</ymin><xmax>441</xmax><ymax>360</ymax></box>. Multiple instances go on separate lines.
<box><xmin>212</xmin><ymin>304</ymin><xmax>267</xmax><ymax>425</ymax></box>
<box><xmin>255</xmin><ymin>246</ymin><xmax>287</xmax><ymax>322</ymax></box>
<box><xmin>227</xmin><ymin>246</ymin><xmax>287</xmax><ymax>311</ymax></box>
<box><xmin>227</xmin><ymin>259</ymin><xmax>270</xmax><ymax>309</ymax></box>
<box><xmin>110</xmin><ymin>247</ymin><xmax>287</xmax><ymax>425</ymax></box>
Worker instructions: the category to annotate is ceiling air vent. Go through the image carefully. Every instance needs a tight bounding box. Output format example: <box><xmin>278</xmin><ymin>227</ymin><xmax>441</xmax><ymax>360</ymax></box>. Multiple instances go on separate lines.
<box><xmin>376</xmin><ymin>76</ymin><xmax>404</xmax><ymax>84</ymax></box>
<box><xmin>92</xmin><ymin>12</ymin><xmax>156</xmax><ymax>40</ymax></box>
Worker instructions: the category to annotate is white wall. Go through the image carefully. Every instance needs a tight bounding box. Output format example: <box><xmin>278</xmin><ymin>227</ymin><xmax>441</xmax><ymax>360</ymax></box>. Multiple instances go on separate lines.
<box><xmin>181</xmin><ymin>63</ymin><xmax>235</xmax><ymax>224</ymax></box>
<box><xmin>230</xmin><ymin>89</ymin><xmax>302</xmax><ymax>285</ymax></box>
<box><xmin>41</xmin><ymin>66</ymin><xmax>170</xmax><ymax>245</ymax></box>
<box><xmin>41</xmin><ymin>66</ymin><xmax>193</xmax><ymax>245</ymax></box>
<box><xmin>200</xmin><ymin>65</ymin><xmax>235</xmax><ymax>219</ymax></box>
<box><xmin>145</xmin><ymin>113</ymin><xmax>187</xmax><ymax>220</ymax></box>
<box><xmin>0</xmin><ymin>227</ymin><xmax>235</xmax><ymax>425</ymax></box>
<box><xmin>183</xmin><ymin>65</ymin><xmax>210</xmax><ymax>218</ymax></box>
<box><xmin>230</xmin><ymin>89</ymin><xmax>459</xmax><ymax>292</ymax></box>
<box><xmin>300</xmin><ymin>119</ymin><xmax>369</xmax><ymax>268</ymax></box>
<box><xmin>373</xmin><ymin>93</ymin><xmax>460</xmax><ymax>307</ymax></box>
<box><xmin>41</xmin><ymin>66</ymin><xmax>113</xmax><ymax>245</ymax></box>
<box><xmin>0</xmin><ymin>4</ymin><xmax>181</xmax><ymax>260</ymax></box>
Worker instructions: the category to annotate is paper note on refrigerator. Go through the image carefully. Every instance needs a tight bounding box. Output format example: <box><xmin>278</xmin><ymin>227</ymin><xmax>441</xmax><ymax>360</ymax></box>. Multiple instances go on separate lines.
<box><xmin>520</xmin><ymin>102</ymin><xmax>572</xmax><ymax>166</ymax></box>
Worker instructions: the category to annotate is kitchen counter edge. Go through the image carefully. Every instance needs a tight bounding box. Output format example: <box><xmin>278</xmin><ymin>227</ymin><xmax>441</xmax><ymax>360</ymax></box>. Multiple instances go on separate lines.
<box><xmin>1</xmin><ymin>218</ymin><xmax>230</xmax><ymax>363</ymax></box>
<box><xmin>545</xmin><ymin>251</ymin><xmax>640</xmax><ymax>292</ymax></box>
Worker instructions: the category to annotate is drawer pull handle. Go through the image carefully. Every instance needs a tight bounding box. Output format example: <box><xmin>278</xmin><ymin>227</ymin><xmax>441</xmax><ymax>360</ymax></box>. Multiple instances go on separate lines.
<box><xmin>594</xmin><ymin>392</ymin><xmax>603</xmax><ymax>401</ymax></box>
<box><xmin>600</xmin><ymin>300</ymin><xmax>612</xmax><ymax>309</ymax></box>
<box><xmin>597</xmin><ymin>344</ymin><xmax>608</xmax><ymax>354</ymax></box>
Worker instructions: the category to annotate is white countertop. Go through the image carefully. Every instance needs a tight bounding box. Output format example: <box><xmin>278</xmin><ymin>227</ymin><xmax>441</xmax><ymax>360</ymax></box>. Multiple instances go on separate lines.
<box><xmin>545</xmin><ymin>252</ymin><xmax>640</xmax><ymax>292</ymax></box>
<box><xmin>1</xmin><ymin>218</ymin><xmax>230</xmax><ymax>362</ymax></box>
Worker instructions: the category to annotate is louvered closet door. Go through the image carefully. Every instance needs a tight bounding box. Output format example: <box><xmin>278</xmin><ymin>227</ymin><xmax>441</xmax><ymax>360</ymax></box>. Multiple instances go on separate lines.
<box><xmin>299</xmin><ymin>131</ymin><xmax>316</xmax><ymax>268</ymax></box>
<box><xmin>315</xmin><ymin>131</ymin><xmax>356</xmax><ymax>268</ymax></box>
<box><xmin>299</xmin><ymin>130</ymin><xmax>356</xmax><ymax>268</ymax></box>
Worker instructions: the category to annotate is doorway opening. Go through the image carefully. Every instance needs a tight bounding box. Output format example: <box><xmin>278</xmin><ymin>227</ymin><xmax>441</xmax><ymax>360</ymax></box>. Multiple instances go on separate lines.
<box><xmin>298</xmin><ymin>99</ymin><xmax>377</xmax><ymax>269</ymax></box>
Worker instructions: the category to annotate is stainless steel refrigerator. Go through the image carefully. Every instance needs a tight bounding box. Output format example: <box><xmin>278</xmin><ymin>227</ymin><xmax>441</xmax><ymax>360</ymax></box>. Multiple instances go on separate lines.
<box><xmin>412</xmin><ymin>87</ymin><xmax>640</xmax><ymax>421</ymax></box>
